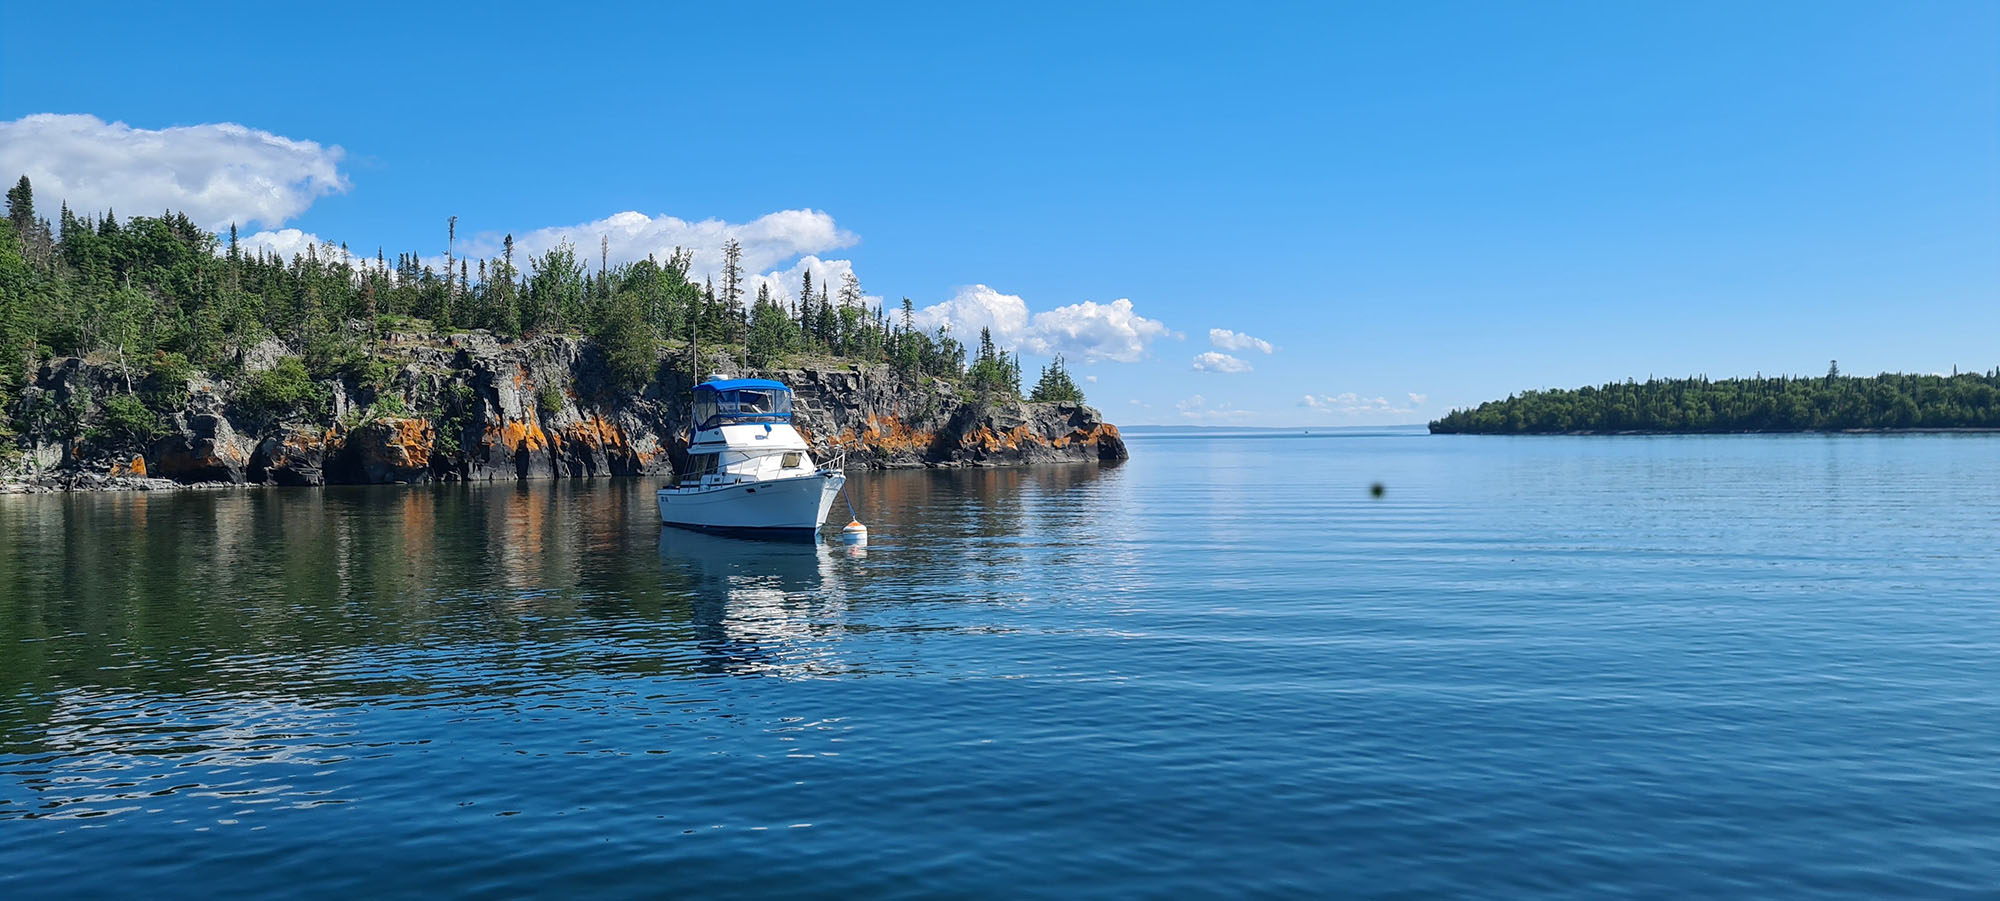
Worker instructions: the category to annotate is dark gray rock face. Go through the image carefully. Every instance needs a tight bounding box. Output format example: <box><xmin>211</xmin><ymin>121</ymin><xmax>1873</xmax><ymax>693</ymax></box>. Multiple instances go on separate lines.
<box><xmin>777</xmin><ymin>365</ymin><xmax>1126</xmax><ymax>467</ymax></box>
<box><xmin>151</xmin><ymin>413</ymin><xmax>249</xmax><ymax>483</ymax></box>
<box><xmin>4</xmin><ymin>336</ymin><xmax>1127</xmax><ymax>489</ymax></box>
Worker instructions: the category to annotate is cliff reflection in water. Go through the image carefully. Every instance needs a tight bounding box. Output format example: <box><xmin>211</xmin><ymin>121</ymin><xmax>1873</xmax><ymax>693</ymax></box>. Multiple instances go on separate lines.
<box><xmin>0</xmin><ymin>462</ymin><xmax>1127</xmax><ymax>780</ymax></box>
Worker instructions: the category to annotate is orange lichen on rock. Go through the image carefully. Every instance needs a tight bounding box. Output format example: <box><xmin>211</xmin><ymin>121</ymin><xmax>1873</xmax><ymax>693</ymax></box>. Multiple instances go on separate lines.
<box><xmin>369</xmin><ymin>418</ymin><xmax>435</xmax><ymax>470</ymax></box>
<box><xmin>274</xmin><ymin>427</ymin><xmax>334</xmax><ymax>464</ymax></box>
<box><xmin>819</xmin><ymin>416</ymin><xmax>935</xmax><ymax>455</ymax></box>
<box><xmin>855</xmin><ymin>415</ymin><xmax>934</xmax><ymax>454</ymax></box>
<box><xmin>110</xmin><ymin>455</ymin><xmax>147</xmax><ymax>477</ymax></box>
<box><xmin>493</xmin><ymin>418</ymin><xmax>549</xmax><ymax>452</ymax></box>
<box><xmin>959</xmin><ymin>423</ymin><xmax>1045</xmax><ymax>453</ymax></box>
<box><xmin>554</xmin><ymin>414</ymin><xmax>655</xmax><ymax>468</ymax></box>
<box><xmin>562</xmin><ymin>414</ymin><xmax>627</xmax><ymax>452</ymax></box>
<box><xmin>1052</xmin><ymin>423</ymin><xmax>1119</xmax><ymax>448</ymax></box>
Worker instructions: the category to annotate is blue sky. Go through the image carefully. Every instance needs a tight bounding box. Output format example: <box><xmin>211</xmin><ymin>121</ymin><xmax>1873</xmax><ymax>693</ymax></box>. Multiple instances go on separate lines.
<box><xmin>2</xmin><ymin>1</ymin><xmax>1995</xmax><ymax>425</ymax></box>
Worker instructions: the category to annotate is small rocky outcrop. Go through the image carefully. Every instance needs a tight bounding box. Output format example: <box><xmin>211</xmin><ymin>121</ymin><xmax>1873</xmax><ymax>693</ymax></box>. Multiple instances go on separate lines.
<box><xmin>780</xmin><ymin>364</ymin><xmax>1125</xmax><ymax>466</ymax></box>
<box><xmin>1</xmin><ymin>335</ymin><xmax>1127</xmax><ymax>491</ymax></box>
<box><xmin>152</xmin><ymin>413</ymin><xmax>250</xmax><ymax>483</ymax></box>
<box><xmin>248</xmin><ymin>426</ymin><xmax>334</xmax><ymax>486</ymax></box>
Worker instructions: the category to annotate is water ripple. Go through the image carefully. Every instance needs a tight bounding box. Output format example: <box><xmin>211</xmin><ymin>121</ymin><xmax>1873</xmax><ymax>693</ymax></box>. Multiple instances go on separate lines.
<box><xmin>2</xmin><ymin>433</ymin><xmax>1997</xmax><ymax>895</ymax></box>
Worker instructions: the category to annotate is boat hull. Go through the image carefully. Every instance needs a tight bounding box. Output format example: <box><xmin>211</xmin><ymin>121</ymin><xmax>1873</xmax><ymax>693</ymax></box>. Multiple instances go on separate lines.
<box><xmin>657</xmin><ymin>472</ymin><xmax>845</xmax><ymax>534</ymax></box>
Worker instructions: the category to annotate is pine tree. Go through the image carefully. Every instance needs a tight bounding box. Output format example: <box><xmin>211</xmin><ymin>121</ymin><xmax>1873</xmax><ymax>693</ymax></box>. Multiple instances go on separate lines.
<box><xmin>838</xmin><ymin>271</ymin><xmax>861</xmax><ymax>309</ymax></box>
<box><xmin>796</xmin><ymin>268</ymin><xmax>816</xmax><ymax>347</ymax></box>
<box><xmin>747</xmin><ymin>282</ymin><xmax>799</xmax><ymax>367</ymax></box>
<box><xmin>717</xmin><ymin>240</ymin><xmax>747</xmax><ymax>369</ymax></box>
<box><xmin>596</xmin><ymin>284</ymin><xmax>656</xmax><ymax>390</ymax></box>
<box><xmin>815</xmin><ymin>282</ymin><xmax>836</xmax><ymax>351</ymax></box>
<box><xmin>6</xmin><ymin>176</ymin><xmax>32</xmax><ymax>235</ymax></box>
<box><xmin>967</xmin><ymin>326</ymin><xmax>1019</xmax><ymax>397</ymax></box>
<box><xmin>1030</xmin><ymin>354</ymin><xmax>1085</xmax><ymax>403</ymax></box>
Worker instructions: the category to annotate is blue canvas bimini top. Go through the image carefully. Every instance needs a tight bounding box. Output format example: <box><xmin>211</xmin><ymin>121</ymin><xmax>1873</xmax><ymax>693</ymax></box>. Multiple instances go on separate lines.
<box><xmin>695</xmin><ymin>378</ymin><xmax>791</xmax><ymax>394</ymax></box>
<box><xmin>692</xmin><ymin>379</ymin><xmax>794</xmax><ymax>428</ymax></box>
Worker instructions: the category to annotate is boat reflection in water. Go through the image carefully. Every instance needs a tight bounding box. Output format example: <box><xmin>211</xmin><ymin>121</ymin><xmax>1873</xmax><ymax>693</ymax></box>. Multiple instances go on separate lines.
<box><xmin>656</xmin><ymin>528</ymin><xmax>852</xmax><ymax>678</ymax></box>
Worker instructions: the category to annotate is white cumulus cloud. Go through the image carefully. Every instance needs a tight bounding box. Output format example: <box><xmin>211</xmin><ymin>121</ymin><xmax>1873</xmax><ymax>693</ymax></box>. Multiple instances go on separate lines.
<box><xmin>234</xmin><ymin>228</ymin><xmax>380</xmax><ymax>269</ymax></box>
<box><xmin>244</xmin><ymin>209</ymin><xmax>866</xmax><ymax>299</ymax></box>
<box><xmin>1209</xmin><ymin>328</ymin><xmax>1276</xmax><ymax>354</ymax></box>
<box><xmin>1192</xmin><ymin>351</ymin><xmax>1252</xmax><ymax>373</ymax></box>
<box><xmin>748</xmin><ymin>255</ymin><xmax>881</xmax><ymax>311</ymax></box>
<box><xmin>910</xmin><ymin>285</ymin><xmax>1173</xmax><ymax>364</ymax></box>
<box><xmin>1408</xmin><ymin>392</ymin><xmax>1427</xmax><ymax>406</ymax></box>
<box><xmin>910</xmin><ymin>284</ymin><xmax>1031</xmax><ymax>344</ymax></box>
<box><xmin>446</xmin><ymin>208</ymin><xmax>857</xmax><ymax>287</ymax></box>
<box><xmin>1029</xmin><ymin>298</ymin><xmax>1174</xmax><ymax>363</ymax></box>
<box><xmin>0</xmin><ymin>113</ymin><xmax>349</xmax><ymax>231</ymax></box>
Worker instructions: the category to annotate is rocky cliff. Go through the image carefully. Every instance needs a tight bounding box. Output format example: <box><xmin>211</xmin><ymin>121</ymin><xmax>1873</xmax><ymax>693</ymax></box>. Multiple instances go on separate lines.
<box><xmin>1</xmin><ymin>335</ymin><xmax>1126</xmax><ymax>491</ymax></box>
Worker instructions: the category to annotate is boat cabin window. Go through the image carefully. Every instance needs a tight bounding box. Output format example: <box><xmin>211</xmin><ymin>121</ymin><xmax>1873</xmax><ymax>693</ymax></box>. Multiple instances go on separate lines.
<box><xmin>681</xmin><ymin>452</ymin><xmax>721</xmax><ymax>484</ymax></box>
<box><xmin>781</xmin><ymin>452</ymin><xmax>803</xmax><ymax>469</ymax></box>
<box><xmin>735</xmin><ymin>391</ymin><xmax>772</xmax><ymax>414</ymax></box>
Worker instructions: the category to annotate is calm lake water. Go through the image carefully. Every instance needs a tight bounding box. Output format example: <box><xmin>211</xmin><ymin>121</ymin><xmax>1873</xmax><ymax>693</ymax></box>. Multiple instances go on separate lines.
<box><xmin>3</xmin><ymin>429</ymin><xmax>1998</xmax><ymax>897</ymax></box>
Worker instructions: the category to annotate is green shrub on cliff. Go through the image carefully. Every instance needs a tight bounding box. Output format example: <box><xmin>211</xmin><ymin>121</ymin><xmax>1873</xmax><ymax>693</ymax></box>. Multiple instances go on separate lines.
<box><xmin>97</xmin><ymin>393</ymin><xmax>162</xmax><ymax>444</ymax></box>
<box><xmin>143</xmin><ymin>352</ymin><xmax>193</xmax><ymax>407</ymax></box>
<box><xmin>536</xmin><ymin>382</ymin><xmax>564</xmax><ymax>414</ymax></box>
<box><xmin>237</xmin><ymin>357</ymin><xmax>327</xmax><ymax>421</ymax></box>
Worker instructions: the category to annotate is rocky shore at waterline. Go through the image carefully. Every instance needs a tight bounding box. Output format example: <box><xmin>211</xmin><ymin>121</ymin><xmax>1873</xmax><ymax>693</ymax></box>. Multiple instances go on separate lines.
<box><xmin>1</xmin><ymin>334</ymin><xmax>1127</xmax><ymax>493</ymax></box>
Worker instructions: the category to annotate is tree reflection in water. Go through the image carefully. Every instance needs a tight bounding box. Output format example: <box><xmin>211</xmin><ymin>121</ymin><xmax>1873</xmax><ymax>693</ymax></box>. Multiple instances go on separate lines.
<box><xmin>0</xmin><ymin>461</ymin><xmax>1128</xmax><ymax>823</ymax></box>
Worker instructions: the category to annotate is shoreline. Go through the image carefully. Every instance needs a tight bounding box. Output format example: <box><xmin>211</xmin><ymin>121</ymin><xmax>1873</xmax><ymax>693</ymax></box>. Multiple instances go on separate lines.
<box><xmin>0</xmin><ymin>457</ymin><xmax>1118</xmax><ymax>495</ymax></box>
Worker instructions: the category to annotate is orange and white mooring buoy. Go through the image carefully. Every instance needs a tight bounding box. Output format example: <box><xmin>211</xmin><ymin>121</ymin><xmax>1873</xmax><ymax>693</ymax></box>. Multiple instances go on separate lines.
<box><xmin>841</xmin><ymin>520</ymin><xmax>868</xmax><ymax>544</ymax></box>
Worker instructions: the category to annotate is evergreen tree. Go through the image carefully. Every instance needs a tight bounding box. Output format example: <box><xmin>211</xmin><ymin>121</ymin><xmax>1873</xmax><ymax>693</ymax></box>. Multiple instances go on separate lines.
<box><xmin>967</xmin><ymin>326</ymin><xmax>1019</xmax><ymax>397</ymax></box>
<box><xmin>719</xmin><ymin>239</ymin><xmax>745</xmax><ymax>364</ymax></box>
<box><xmin>5</xmin><ymin>176</ymin><xmax>33</xmax><ymax>238</ymax></box>
<box><xmin>5</xmin><ymin>177</ymin><xmax>52</xmax><ymax>268</ymax></box>
<box><xmin>815</xmin><ymin>282</ymin><xmax>836</xmax><ymax>350</ymax></box>
<box><xmin>496</xmin><ymin>234</ymin><xmax>520</xmax><ymax>333</ymax></box>
<box><xmin>0</xmin><ymin>218</ymin><xmax>35</xmax><ymax>394</ymax></box>
<box><xmin>1030</xmin><ymin>354</ymin><xmax>1085</xmax><ymax>403</ymax></box>
<box><xmin>747</xmin><ymin>282</ymin><xmax>799</xmax><ymax>367</ymax></box>
<box><xmin>595</xmin><ymin>285</ymin><xmax>655</xmax><ymax>390</ymax></box>
<box><xmin>525</xmin><ymin>240</ymin><xmax>585</xmax><ymax>333</ymax></box>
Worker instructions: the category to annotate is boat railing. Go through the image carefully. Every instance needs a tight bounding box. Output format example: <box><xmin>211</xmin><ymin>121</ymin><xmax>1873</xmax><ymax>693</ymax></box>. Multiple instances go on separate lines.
<box><xmin>818</xmin><ymin>450</ymin><xmax>847</xmax><ymax>473</ymax></box>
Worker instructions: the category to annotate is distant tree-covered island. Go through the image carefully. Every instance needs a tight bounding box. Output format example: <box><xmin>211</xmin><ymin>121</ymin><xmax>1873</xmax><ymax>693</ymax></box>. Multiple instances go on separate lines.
<box><xmin>1429</xmin><ymin>363</ymin><xmax>2000</xmax><ymax>434</ymax></box>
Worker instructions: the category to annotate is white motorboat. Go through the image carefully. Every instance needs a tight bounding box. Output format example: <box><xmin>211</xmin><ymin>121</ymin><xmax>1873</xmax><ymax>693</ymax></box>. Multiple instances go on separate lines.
<box><xmin>657</xmin><ymin>378</ymin><xmax>846</xmax><ymax>536</ymax></box>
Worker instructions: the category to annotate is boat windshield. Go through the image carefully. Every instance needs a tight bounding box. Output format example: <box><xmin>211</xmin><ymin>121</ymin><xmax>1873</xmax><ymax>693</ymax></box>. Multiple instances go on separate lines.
<box><xmin>693</xmin><ymin>385</ymin><xmax>794</xmax><ymax>429</ymax></box>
